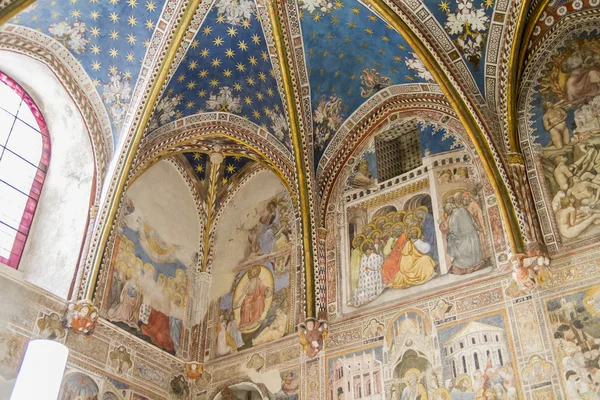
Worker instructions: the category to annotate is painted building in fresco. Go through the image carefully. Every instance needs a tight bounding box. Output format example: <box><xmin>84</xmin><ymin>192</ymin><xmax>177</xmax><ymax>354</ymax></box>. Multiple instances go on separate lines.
<box><xmin>2</xmin><ymin>0</ymin><xmax>600</xmax><ymax>398</ymax></box>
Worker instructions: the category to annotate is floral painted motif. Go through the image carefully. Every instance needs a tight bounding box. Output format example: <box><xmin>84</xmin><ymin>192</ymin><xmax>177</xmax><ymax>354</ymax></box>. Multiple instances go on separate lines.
<box><xmin>214</xmin><ymin>0</ymin><xmax>255</xmax><ymax>26</ymax></box>
<box><xmin>102</xmin><ymin>69</ymin><xmax>132</xmax><ymax>127</ymax></box>
<box><xmin>299</xmin><ymin>0</ymin><xmax>334</xmax><ymax>14</ymax></box>
<box><xmin>440</xmin><ymin>0</ymin><xmax>491</xmax><ymax>69</ymax></box>
<box><xmin>313</xmin><ymin>94</ymin><xmax>344</xmax><ymax>151</ymax></box>
<box><xmin>405</xmin><ymin>53</ymin><xmax>435</xmax><ymax>82</ymax></box>
<box><xmin>48</xmin><ymin>20</ymin><xmax>90</xmax><ymax>54</ymax></box>
<box><xmin>149</xmin><ymin>95</ymin><xmax>182</xmax><ymax>131</ymax></box>
<box><xmin>360</xmin><ymin>68</ymin><xmax>392</xmax><ymax>98</ymax></box>
<box><xmin>206</xmin><ymin>86</ymin><xmax>243</xmax><ymax>113</ymax></box>
<box><xmin>270</xmin><ymin>112</ymin><xmax>289</xmax><ymax>144</ymax></box>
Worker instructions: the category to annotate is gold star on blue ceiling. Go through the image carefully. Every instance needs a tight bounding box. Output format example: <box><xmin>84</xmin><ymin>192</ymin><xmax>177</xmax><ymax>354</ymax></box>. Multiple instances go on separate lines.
<box><xmin>11</xmin><ymin>0</ymin><xmax>163</xmax><ymax>140</ymax></box>
<box><xmin>10</xmin><ymin>0</ymin><xmax>162</xmax><ymax>136</ymax></box>
<box><xmin>153</xmin><ymin>3</ymin><xmax>290</xmax><ymax>149</ymax></box>
<box><xmin>299</xmin><ymin>0</ymin><xmax>435</xmax><ymax>163</ymax></box>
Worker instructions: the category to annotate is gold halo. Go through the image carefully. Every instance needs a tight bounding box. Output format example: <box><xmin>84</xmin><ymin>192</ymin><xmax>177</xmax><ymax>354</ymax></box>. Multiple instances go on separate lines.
<box><xmin>360</xmin><ymin>239</ymin><xmax>375</xmax><ymax>253</ymax></box>
<box><xmin>391</xmin><ymin>222</ymin><xmax>405</xmax><ymax>231</ymax></box>
<box><xmin>393</xmin><ymin>211</ymin><xmax>406</xmax><ymax>221</ymax></box>
<box><xmin>352</xmin><ymin>234</ymin><xmax>366</xmax><ymax>248</ymax></box>
<box><xmin>386</xmin><ymin>211</ymin><xmax>396</xmax><ymax>220</ymax></box>
<box><xmin>408</xmin><ymin>226</ymin><xmax>422</xmax><ymax>238</ymax></box>
<box><xmin>382</xmin><ymin>222</ymin><xmax>393</xmax><ymax>231</ymax></box>
<box><xmin>433</xmin><ymin>388</ymin><xmax>451</xmax><ymax>400</ymax></box>
<box><xmin>454</xmin><ymin>374</ymin><xmax>472</xmax><ymax>390</ymax></box>
<box><xmin>363</xmin><ymin>224</ymin><xmax>376</xmax><ymax>234</ymax></box>
<box><xmin>373</xmin><ymin>215</ymin><xmax>388</xmax><ymax>223</ymax></box>
<box><xmin>403</xmin><ymin>368</ymin><xmax>422</xmax><ymax>385</ymax></box>
<box><xmin>442</xmin><ymin>188</ymin><xmax>468</xmax><ymax>205</ymax></box>
<box><xmin>415</xmin><ymin>206</ymin><xmax>428</xmax><ymax>214</ymax></box>
<box><xmin>369</xmin><ymin>229</ymin><xmax>383</xmax><ymax>239</ymax></box>
<box><xmin>403</xmin><ymin>212</ymin><xmax>414</xmax><ymax>223</ymax></box>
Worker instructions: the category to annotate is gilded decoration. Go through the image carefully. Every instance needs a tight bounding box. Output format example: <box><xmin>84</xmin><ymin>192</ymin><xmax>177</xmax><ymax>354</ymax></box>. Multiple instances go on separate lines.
<box><xmin>5</xmin><ymin>1</ymin><xmax>600</xmax><ymax>400</ymax></box>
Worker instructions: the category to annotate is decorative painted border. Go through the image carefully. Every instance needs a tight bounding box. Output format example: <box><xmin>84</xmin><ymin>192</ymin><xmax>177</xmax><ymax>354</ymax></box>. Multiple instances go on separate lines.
<box><xmin>134</xmin><ymin>112</ymin><xmax>296</xmax><ymax>186</ymax></box>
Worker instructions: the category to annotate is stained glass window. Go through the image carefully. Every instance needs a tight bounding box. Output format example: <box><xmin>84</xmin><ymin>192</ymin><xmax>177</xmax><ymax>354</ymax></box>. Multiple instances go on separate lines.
<box><xmin>0</xmin><ymin>71</ymin><xmax>50</xmax><ymax>269</ymax></box>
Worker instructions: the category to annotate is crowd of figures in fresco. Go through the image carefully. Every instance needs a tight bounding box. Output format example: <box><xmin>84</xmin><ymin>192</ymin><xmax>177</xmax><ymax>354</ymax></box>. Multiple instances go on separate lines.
<box><xmin>105</xmin><ymin>200</ymin><xmax>190</xmax><ymax>355</ymax></box>
<box><xmin>349</xmin><ymin>206</ymin><xmax>439</xmax><ymax>306</ymax></box>
<box><xmin>546</xmin><ymin>285</ymin><xmax>600</xmax><ymax>400</ymax></box>
<box><xmin>537</xmin><ymin>37</ymin><xmax>600</xmax><ymax>244</ymax></box>
<box><xmin>349</xmin><ymin>188</ymin><xmax>490</xmax><ymax>307</ymax></box>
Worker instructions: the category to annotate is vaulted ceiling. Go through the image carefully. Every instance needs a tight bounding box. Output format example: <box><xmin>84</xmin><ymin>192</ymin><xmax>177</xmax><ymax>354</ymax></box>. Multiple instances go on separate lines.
<box><xmin>4</xmin><ymin>0</ymin><xmax>516</xmax><ymax>176</ymax></box>
<box><xmin>1</xmin><ymin>0</ymin><xmax>549</xmax><ymax>297</ymax></box>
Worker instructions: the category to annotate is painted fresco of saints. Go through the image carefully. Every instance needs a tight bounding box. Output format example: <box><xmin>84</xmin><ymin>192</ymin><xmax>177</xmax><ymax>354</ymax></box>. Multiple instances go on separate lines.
<box><xmin>401</xmin><ymin>369</ymin><xmax>428</xmax><ymax>400</ymax></box>
<box><xmin>439</xmin><ymin>193</ymin><xmax>486</xmax><ymax>275</ymax></box>
<box><xmin>235</xmin><ymin>266</ymin><xmax>272</xmax><ymax>330</ymax></box>
<box><xmin>388</xmin><ymin>227</ymin><xmax>436</xmax><ymax>289</ymax></box>
<box><xmin>108</xmin><ymin>268</ymin><xmax>141</xmax><ymax>328</ymax></box>
<box><xmin>351</xmin><ymin>240</ymin><xmax>385</xmax><ymax>307</ymax></box>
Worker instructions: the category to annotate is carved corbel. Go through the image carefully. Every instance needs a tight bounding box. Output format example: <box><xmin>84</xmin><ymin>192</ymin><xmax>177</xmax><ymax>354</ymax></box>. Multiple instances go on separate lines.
<box><xmin>64</xmin><ymin>299</ymin><xmax>99</xmax><ymax>336</ymax></box>
<box><xmin>184</xmin><ymin>361</ymin><xmax>204</xmax><ymax>379</ymax></box>
<box><xmin>298</xmin><ymin>318</ymin><xmax>328</xmax><ymax>358</ymax></box>
<box><xmin>506</xmin><ymin>253</ymin><xmax>551</xmax><ymax>296</ymax></box>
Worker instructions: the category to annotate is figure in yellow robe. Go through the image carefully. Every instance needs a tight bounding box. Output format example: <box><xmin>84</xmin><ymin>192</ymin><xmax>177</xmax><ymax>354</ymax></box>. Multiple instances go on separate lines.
<box><xmin>388</xmin><ymin>227</ymin><xmax>436</xmax><ymax>289</ymax></box>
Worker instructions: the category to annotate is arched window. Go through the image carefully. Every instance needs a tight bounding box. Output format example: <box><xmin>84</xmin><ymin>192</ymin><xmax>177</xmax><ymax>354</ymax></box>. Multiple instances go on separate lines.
<box><xmin>0</xmin><ymin>71</ymin><xmax>50</xmax><ymax>269</ymax></box>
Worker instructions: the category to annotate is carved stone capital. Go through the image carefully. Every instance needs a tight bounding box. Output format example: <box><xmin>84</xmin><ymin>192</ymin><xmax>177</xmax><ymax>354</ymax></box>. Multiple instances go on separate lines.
<box><xmin>507</xmin><ymin>152</ymin><xmax>525</xmax><ymax>166</ymax></box>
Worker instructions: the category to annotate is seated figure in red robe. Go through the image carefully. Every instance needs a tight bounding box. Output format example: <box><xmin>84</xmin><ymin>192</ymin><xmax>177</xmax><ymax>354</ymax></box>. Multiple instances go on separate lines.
<box><xmin>236</xmin><ymin>266</ymin><xmax>271</xmax><ymax>330</ymax></box>
<box><xmin>381</xmin><ymin>223</ymin><xmax>406</xmax><ymax>285</ymax></box>
<box><xmin>141</xmin><ymin>308</ymin><xmax>175</xmax><ymax>352</ymax></box>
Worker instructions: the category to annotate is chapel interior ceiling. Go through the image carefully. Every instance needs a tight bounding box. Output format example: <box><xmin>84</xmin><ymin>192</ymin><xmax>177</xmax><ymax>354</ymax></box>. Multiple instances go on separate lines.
<box><xmin>2</xmin><ymin>0</ymin><xmax>510</xmax><ymax>167</ymax></box>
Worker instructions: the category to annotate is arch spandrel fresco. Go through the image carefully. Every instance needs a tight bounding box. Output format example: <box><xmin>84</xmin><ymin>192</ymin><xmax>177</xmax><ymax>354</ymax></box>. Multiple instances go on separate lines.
<box><xmin>521</xmin><ymin>28</ymin><xmax>600</xmax><ymax>253</ymax></box>
<box><xmin>97</xmin><ymin>160</ymin><xmax>200</xmax><ymax>356</ymax></box>
<box><xmin>334</xmin><ymin>118</ymin><xmax>506</xmax><ymax>315</ymax></box>
<box><xmin>208</xmin><ymin>169</ymin><xmax>297</xmax><ymax>359</ymax></box>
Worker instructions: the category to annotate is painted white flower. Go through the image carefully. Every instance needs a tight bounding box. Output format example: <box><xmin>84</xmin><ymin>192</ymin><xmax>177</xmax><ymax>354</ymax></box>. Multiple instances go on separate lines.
<box><xmin>467</xmin><ymin>8</ymin><xmax>489</xmax><ymax>32</ymax></box>
<box><xmin>148</xmin><ymin>95</ymin><xmax>182</xmax><ymax>130</ymax></box>
<box><xmin>49</xmin><ymin>21</ymin><xmax>71</xmax><ymax>37</ymax></box>
<box><xmin>300</xmin><ymin>0</ymin><xmax>333</xmax><ymax>14</ymax></box>
<box><xmin>49</xmin><ymin>20</ymin><xmax>89</xmax><ymax>54</ymax></box>
<box><xmin>445</xmin><ymin>14</ymin><xmax>464</xmax><ymax>35</ymax></box>
<box><xmin>269</xmin><ymin>112</ymin><xmax>289</xmax><ymax>143</ymax></box>
<box><xmin>101</xmin><ymin>70</ymin><xmax>132</xmax><ymax>126</ymax></box>
<box><xmin>405</xmin><ymin>52</ymin><xmax>434</xmax><ymax>82</ymax></box>
<box><xmin>206</xmin><ymin>86</ymin><xmax>242</xmax><ymax>113</ymax></box>
<box><xmin>215</xmin><ymin>0</ymin><xmax>255</xmax><ymax>26</ymax></box>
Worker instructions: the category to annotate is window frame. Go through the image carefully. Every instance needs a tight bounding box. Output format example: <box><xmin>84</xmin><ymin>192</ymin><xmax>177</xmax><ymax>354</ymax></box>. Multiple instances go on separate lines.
<box><xmin>0</xmin><ymin>71</ymin><xmax>51</xmax><ymax>269</ymax></box>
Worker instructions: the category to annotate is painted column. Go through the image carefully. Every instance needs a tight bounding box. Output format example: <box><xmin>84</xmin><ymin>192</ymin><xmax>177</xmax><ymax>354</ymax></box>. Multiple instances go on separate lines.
<box><xmin>190</xmin><ymin>271</ymin><xmax>212</xmax><ymax>361</ymax></box>
<box><xmin>316</xmin><ymin>227</ymin><xmax>327</xmax><ymax>319</ymax></box>
<box><xmin>72</xmin><ymin>204</ymin><xmax>99</xmax><ymax>301</ymax></box>
<box><xmin>200</xmin><ymin>151</ymin><xmax>223</xmax><ymax>272</ymax></box>
<box><xmin>427</xmin><ymin>165</ymin><xmax>448</xmax><ymax>275</ymax></box>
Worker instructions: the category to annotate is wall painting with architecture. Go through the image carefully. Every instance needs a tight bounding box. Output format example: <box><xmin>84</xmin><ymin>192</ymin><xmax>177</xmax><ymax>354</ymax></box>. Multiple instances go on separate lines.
<box><xmin>341</xmin><ymin>122</ymin><xmax>495</xmax><ymax>314</ymax></box>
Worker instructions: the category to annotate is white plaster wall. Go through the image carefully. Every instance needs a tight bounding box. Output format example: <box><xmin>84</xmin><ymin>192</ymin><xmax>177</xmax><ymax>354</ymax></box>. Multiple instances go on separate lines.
<box><xmin>124</xmin><ymin>160</ymin><xmax>200</xmax><ymax>267</ymax></box>
<box><xmin>0</xmin><ymin>51</ymin><xmax>95</xmax><ymax>299</ymax></box>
